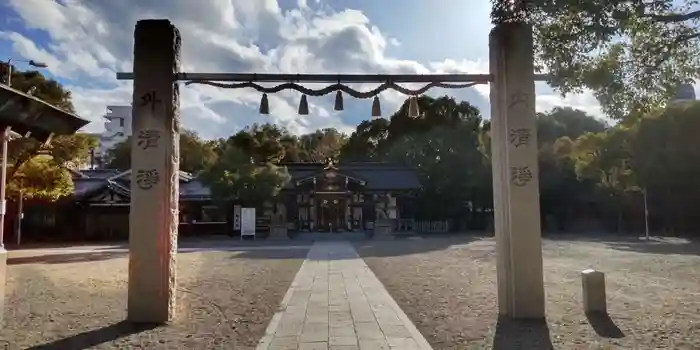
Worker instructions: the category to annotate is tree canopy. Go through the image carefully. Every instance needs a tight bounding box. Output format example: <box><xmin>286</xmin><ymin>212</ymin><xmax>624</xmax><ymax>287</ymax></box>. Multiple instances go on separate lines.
<box><xmin>199</xmin><ymin>124</ymin><xmax>347</xmax><ymax>206</ymax></box>
<box><xmin>200</xmin><ymin>136</ymin><xmax>291</xmax><ymax>206</ymax></box>
<box><xmin>4</xmin><ymin>67</ymin><xmax>75</xmax><ymax>112</ymax></box>
<box><xmin>9</xmin><ymin>156</ymin><xmax>75</xmax><ymax>201</ymax></box>
<box><xmin>492</xmin><ymin>0</ymin><xmax>700</xmax><ymax>120</ymax></box>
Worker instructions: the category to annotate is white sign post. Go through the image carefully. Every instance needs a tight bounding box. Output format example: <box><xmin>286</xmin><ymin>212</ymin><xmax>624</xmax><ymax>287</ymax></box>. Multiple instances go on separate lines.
<box><xmin>240</xmin><ymin>207</ymin><xmax>256</xmax><ymax>240</ymax></box>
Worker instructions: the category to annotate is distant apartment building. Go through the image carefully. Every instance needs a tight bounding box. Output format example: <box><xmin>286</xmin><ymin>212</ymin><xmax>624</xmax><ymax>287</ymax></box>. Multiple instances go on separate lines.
<box><xmin>94</xmin><ymin>105</ymin><xmax>132</xmax><ymax>167</ymax></box>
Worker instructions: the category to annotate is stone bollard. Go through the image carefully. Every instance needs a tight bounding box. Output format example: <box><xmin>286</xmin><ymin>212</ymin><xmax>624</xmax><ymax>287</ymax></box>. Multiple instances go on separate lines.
<box><xmin>581</xmin><ymin>269</ymin><xmax>607</xmax><ymax>314</ymax></box>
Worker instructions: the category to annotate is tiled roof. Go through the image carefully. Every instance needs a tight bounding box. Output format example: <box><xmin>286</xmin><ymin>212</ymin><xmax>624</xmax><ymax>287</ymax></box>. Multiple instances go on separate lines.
<box><xmin>284</xmin><ymin>162</ymin><xmax>420</xmax><ymax>190</ymax></box>
<box><xmin>72</xmin><ymin>162</ymin><xmax>420</xmax><ymax>201</ymax></box>
<box><xmin>73</xmin><ymin>178</ymin><xmax>107</xmax><ymax>198</ymax></box>
<box><xmin>72</xmin><ymin>168</ymin><xmax>210</xmax><ymax>200</ymax></box>
<box><xmin>180</xmin><ymin>179</ymin><xmax>211</xmax><ymax>199</ymax></box>
<box><xmin>73</xmin><ymin>169</ymin><xmax>121</xmax><ymax>180</ymax></box>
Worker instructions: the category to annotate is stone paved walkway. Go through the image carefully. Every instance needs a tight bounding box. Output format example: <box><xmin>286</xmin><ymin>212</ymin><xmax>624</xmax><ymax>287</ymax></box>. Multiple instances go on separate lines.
<box><xmin>257</xmin><ymin>241</ymin><xmax>432</xmax><ymax>350</ymax></box>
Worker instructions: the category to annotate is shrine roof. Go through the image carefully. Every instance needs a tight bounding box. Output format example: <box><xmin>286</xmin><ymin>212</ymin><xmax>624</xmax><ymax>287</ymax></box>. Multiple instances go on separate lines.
<box><xmin>71</xmin><ymin>168</ymin><xmax>210</xmax><ymax>201</ymax></box>
<box><xmin>283</xmin><ymin>162</ymin><xmax>420</xmax><ymax>190</ymax></box>
<box><xmin>0</xmin><ymin>84</ymin><xmax>90</xmax><ymax>142</ymax></box>
<box><xmin>71</xmin><ymin>161</ymin><xmax>420</xmax><ymax>202</ymax></box>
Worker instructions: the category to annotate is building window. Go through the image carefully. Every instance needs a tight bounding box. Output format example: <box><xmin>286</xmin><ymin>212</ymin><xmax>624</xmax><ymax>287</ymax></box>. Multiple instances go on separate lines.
<box><xmin>119</xmin><ymin>118</ymin><xmax>124</xmax><ymax>127</ymax></box>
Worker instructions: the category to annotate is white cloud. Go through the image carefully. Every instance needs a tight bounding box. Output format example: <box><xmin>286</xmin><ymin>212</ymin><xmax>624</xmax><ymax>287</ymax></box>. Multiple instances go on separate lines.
<box><xmin>1</xmin><ymin>0</ymin><xmax>604</xmax><ymax>139</ymax></box>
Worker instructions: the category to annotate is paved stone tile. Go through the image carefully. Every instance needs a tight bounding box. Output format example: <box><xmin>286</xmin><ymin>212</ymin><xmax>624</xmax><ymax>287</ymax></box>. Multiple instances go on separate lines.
<box><xmin>330</xmin><ymin>346</ymin><xmax>359</xmax><ymax>350</ymax></box>
<box><xmin>257</xmin><ymin>241</ymin><xmax>433</xmax><ymax>350</ymax></box>
<box><xmin>268</xmin><ymin>335</ymin><xmax>299</xmax><ymax>350</ymax></box>
<box><xmin>301</xmin><ymin>322</ymin><xmax>329</xmax><ymax>343</ymax></box>
<box><xmin>354</xmin><ymin>322</ymin><xmax>383</xmax><ymax>340</ymax></box>
<box><xmin>387</xmin><ymin>337</ymin><xmax>420</xmax><ymax>349</ymax></box>
<box><xmin>299</xmin><ymin>341</ymin><xmax>329</xmax><ymax>350</ymax></box>
<box><xmin>330</xmin><ymin>326</ymin><xmax>356</xmax><ymax>338</ymax></box>
<box><xmin>330</xmin><ymin>336</ymin><xmax>357</xmax><ymax>346</ymax></box>
<box><xmin>358</xmin><ymin>339</ymin><xmax>390</xmax><ymax>349</ymax></box>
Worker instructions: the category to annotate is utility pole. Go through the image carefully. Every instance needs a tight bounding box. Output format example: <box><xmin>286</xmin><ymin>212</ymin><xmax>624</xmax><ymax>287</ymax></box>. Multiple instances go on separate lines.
<box><xmin>16</xmin><ymin>177</ymin><xmax>23</xmax><ymax>246</ymax></box>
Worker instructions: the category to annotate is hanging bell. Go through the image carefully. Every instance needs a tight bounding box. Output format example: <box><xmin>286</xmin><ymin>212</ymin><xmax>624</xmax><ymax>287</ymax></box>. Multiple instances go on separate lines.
<box><xmin>298</xmin><ymin>94</ymin><xmax>309</xmax><ymax>115</ymax></box>
<box><xmin>334</xmin><ymin>91</ymin><xmax>344</xmax><ymax>111</ymax></box>
<box><xmin>371</xmin><ymin>96</ymin><xmax>381</xmax><ymax>118</ymax></box>
<box><xmin>408</xmin><ymin>96</ymin><xmax>420</xmax><ymax>117</ymax></box>
<box><xmin>259</xmin><ymin>93</ymin><xmax>270</xmax><ymax>114</ymax></box>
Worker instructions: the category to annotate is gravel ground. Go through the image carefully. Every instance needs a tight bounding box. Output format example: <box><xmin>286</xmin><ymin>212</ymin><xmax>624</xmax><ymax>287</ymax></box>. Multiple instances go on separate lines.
<box><xmin>2</xmin><ymin>248</ymin><xmax>306</xmax><ymax>349</ymax></box>
<box><xmin>356</xmin><ymin>235</ymin><xmax>700</xmax><ymax>350</ymax></box>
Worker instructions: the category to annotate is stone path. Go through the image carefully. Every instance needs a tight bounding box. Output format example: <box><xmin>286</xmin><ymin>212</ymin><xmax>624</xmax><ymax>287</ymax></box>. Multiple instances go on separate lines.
<box><xmin>257</xmin><ymin>241</ymin><xmax>432</xmax><ymax>350</ymax></box>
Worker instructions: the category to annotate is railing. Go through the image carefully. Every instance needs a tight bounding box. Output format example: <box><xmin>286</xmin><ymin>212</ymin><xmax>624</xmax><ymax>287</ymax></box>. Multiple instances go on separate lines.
<box><xmin>414</xmin><ymin>220</ymin><xmax>450</xmax><ymax>233</ymax></box>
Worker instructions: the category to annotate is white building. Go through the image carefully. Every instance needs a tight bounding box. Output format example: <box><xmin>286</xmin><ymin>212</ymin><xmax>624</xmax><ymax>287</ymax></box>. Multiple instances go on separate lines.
<box><xmin>95</xmin><ymin>105</ymin><xmax>132</xmax><ymax>166</ymax></box>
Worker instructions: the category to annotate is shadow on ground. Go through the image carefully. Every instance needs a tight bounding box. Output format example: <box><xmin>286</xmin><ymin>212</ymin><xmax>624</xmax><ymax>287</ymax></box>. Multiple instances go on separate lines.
<box><xmin>353</xmin><ymin>234</ymin><xmax>485</xmax><ymax>258</ymax></box>
<box><xmin>8</xmin><ymin>251</ymin><xmax>128</xmax><ymax>265</ymax></box>
<box><xmin>492</xmin><ymin>317</ymin><xmax>553</xmax><ymax>349</ymax></box>
<box><xmin>227</xmin><ymin>247</ymin><xmax>311</xmax><ymax>260</ymax></box>
<box><xmin>586</xmin><ymin>312</ymin><xmax>625</xmax><ymax>338</ymax></box>
<box><xmin>603</xmin><ymin>239</ymin><xmax>700</xmax><ymax>256</ymax></box>
<box><xmin>26</xmin><ymin>321</ymin><xmax>159</xmax><ymax>350</ymax></box>
<box><xmin>230</xmin><ymin>233</ymin><xmax>488</xmax><ymax>260</ymax></box>
<box><xmin>4</xmin><ymin>247</ymin><xmax>306</xmax><ymax>348</ymax></box>
<box><xmin>545</xmin><ymin>233</ymin><xmax>700</xmax><ymax>256</ymax></box>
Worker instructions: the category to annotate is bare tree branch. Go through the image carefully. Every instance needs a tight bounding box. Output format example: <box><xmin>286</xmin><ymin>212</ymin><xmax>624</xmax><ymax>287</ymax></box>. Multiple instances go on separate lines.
<box><xmin>646</xmin><ymin>10</ymin><xmax>700</xmax><ymax>23</ymax></box>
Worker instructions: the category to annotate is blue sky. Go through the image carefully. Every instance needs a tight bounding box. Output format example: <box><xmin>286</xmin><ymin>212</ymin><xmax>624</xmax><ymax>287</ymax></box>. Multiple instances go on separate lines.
<box><xmin>0</xmin><ymin>0</ymin><xmax>600</xmax><ymax>139</ymax></box>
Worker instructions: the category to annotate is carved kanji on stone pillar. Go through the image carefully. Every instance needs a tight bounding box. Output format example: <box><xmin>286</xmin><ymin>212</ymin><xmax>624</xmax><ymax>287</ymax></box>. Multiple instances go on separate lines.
<box><xmin>128</xmin><ymin>19</ymin><xmax>181</xmax><ymax>324</ymax></box>
<box><xmin>489</xmin><ymin>21</ymin><xmax>545</xmax><ymax>320</ymax></box>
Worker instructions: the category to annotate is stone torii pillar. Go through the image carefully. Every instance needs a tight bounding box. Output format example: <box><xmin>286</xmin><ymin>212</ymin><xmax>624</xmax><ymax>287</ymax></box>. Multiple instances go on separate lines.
<box><xmin>128</xmin><ymin>19</ymin><xmax>181</xmax><ymax>323</ymax></box>
<box><xmin>489</xmin><ymin>22</ymin><xmax>546</xmax><ymax>319</ymax></box>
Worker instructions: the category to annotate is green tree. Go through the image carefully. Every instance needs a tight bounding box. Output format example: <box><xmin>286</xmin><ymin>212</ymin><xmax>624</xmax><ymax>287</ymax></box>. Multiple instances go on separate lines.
<box><xmin>537</xmin><ymin>107</ymin><xmax>608</xmax><ymax>144</ymax></box>
<box><xmin>4</xmin><ymin>68</ymin><xmax>74</xmax><ymax>112</ymax></box>
<box><xmin>341</xmin><ymin>95</ymin><xmax>482</xmax><ymax>162</ymax></box>
<box><xmin>570</xmin><ymin>125</ymin><xmax>639</xmax><ymax>231</ymax></box>
<box><xmin>382</xmin><ymin>98</ymin><xmax>491</xmax><ymax>225</ymax></box>
<box><xmin>389</xmin><ymin>123</ymin><xmax>492</xmax><ymax>221</ymax></box>
<box><xmin>297</xmin><ymin>128</ymin><xmax>348</xmax><ymax>162</ymax></box>
<box><xmin>340</xmin><ymin>118</ymin><xmax>390</xmax><ymax>162</ymax></box>
<box><xmin>102</xmin><ymin>139</ymin><xmax>131</xmax><ymax>170</ymax></box>
<box><xmin>228</xmin><ymin>123</ymin><xmax>288</xmax><ymax>163</ymax></box>
<box><xmin>200</xmin><ymin>142</ymin><xmax>290</xmax><ymax>206</ymax></box>
<box><xmin>179</xmin><ymin>129</ymin><xmax>218</xmax><ymax>174</ymax></box>
<box><xmin>8</xmin><ymin>133</ymin><xmax>98</xmax><ymax>177</ymax></box>
<box><xmin>8</xmin><ymin>156</ymin><xmax>74</xmax><ymax>201</ymax></box>
<box><xmin>491</xmin><ymin>0</ymin><xmax>700</xmax><ymax>119</ymax></box>
<box><xmin>631</xmin><ymin>101</ymin><xmax>700</xmax><ymax>232</ymax></box>
<box><xmin>536</xmin><ymin>108</ymin><xmax>608</xmax><ymax>230</ymax></box>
